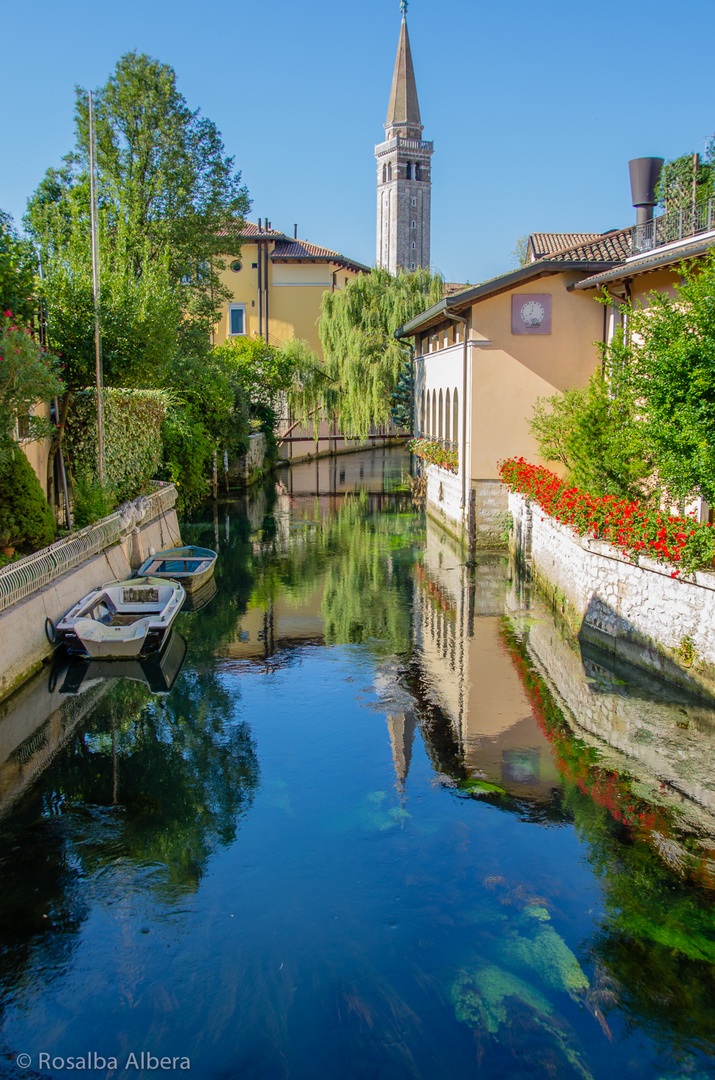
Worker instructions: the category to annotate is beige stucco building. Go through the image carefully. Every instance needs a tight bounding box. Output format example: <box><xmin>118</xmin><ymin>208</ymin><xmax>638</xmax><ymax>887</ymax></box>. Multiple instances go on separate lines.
<box><xmin>397</xmin><ymin>177</ymin><xmax>715</xmax><ymax>547</ymax></box>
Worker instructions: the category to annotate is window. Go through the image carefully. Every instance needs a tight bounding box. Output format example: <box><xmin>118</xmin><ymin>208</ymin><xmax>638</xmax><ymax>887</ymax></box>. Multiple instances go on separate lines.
<box><xmin>406</xmin><ymin>163</ymin><xmax>412</xmax><ymax>179</ymax></box>
<box><xmin>382</xmin><ymin>165</ymin><xmax>387</xmax><ymax>183</ymax></box>
<box><xmin>411</xmin><ymin>220</ymin><xmax>416</xmax><ymax>228</ymax></box>
<box><xmin>411</xmin><ymin>198</ymin><xmax>417</xmax><ymax>207</ymax></box>
<box><xmin>252</xmin><ymin>262</ymin><xmax>258</xmax><ymax>269</ymax></box>
<box><xmin>445</xmin><ymin>390</ymin><xmax>450</xmax><ymax>443</ymax></box>
<box><xmin>438</xmin><ymin>389</ymin><xmax>443</xmax><ymax>439</ymax></box>
<box><xmin>230</xmin><ymin>260</ymin><xmax>242</xmax><ymax>273</ymax></box>
<box><xmin>228</xmin><ymin>304</ymin><xmax>246</xmax><ymax>336</ymax></box>
<box><xmin>415</xmin><ymin>164</ymin><xmax>421</xmax><ymax>181</ymax></box>
<box><xmin>411</xmin><ymin>262</ymin><xmax>415</xmax><ymax>269</ymax></box>
<box><xmin>387</xmin><ymin>163</ymin><xmax>392</xmax><ymax>181</ymax></box>
<box><xmin>453</xmin><ymin>389</ymin><xmax>459</xmax><ymax>445</ymax></box>
<box><xmin>412</xmin><ymin>242</ymin><xmax>416</xmax><ymax>249</ymax></box>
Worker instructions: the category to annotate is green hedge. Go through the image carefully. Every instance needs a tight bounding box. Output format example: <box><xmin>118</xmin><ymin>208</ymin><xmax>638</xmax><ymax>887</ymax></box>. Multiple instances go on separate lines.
<box><xmin>66</xmin><ymin>388</ymin><xmax>168</xmax><ymax>501</ymax></box>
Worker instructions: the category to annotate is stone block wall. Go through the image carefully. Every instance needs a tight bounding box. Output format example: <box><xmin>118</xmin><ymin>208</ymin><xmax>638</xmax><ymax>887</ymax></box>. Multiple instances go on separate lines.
<box><xmin>229</xmin><ymin>433</ymin><xmax>267</xmax><ymax>486</ymax></box>
<box><xmin>425</xmin><ymin>467</ymin><xmax>507</xmax><ymax>549</ymax></box>
<box><xmin>509</xmin><ymin>490</ymin><xmax>715</xmax><ymax>697</ymax></box>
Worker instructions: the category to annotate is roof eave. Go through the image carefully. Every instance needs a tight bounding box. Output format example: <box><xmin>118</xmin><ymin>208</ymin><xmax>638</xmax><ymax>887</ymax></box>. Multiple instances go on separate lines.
<box><xmin>394</xmin><ymin>260</ymin><xmax>613</xmax><ymax>338</ymax></box>
<box><xmin>573</xmin><ymin>235</ymin><xmax>715</xmax><ymax>290</ymax></box>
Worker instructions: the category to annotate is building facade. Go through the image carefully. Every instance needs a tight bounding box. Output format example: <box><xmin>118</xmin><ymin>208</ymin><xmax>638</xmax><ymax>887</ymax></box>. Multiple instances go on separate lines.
<box><xmin>375</xmin><ymin>13</ymin><xmax>432</xmax><ymax>274</ymax></box>
<box><xmin>214</xmin><ymin>221</ymin><xmax>368</xmax><ymax>356</ymax></box>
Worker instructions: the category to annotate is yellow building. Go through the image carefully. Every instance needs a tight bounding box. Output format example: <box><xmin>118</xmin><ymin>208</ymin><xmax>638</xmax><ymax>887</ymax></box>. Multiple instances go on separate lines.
<box><xmin>214</xmin><ymin>221</ymin><xmax>369</xmax><ymax>354</ymax></box>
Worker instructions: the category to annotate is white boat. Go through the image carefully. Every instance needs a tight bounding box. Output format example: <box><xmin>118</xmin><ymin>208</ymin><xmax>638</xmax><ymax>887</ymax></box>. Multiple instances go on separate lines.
<box><xmin>55</xmin><ymin>577</ymin><xmax>185</xmax><ymax>660</ymax></box>
<box><xmin>136</xmin><ymin>546</ymin><xmax>217</xmax><ymax>593</ymax></box>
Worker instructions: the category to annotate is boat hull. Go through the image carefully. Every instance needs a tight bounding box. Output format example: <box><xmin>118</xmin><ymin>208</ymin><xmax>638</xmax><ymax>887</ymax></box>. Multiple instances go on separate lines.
<box><xmin>136</xmin><ymin>546</ymin><xmax>217</xmax><ymax>593</ymax></box>
<box><xmin>56</xmin><ymin>578</ymin><xmax>185</xmax><ymax>661</ymax></box>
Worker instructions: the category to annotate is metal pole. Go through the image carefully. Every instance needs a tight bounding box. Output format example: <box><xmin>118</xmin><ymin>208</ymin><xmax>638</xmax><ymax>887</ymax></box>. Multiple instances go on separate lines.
<box><xmin>88</xmin><ymin>91</ymin><xmax>105</xmax><ymax>484</ymax></box>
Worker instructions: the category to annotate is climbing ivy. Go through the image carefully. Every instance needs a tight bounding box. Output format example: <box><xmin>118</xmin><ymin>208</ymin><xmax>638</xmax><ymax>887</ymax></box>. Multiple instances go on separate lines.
<box><xmin>65</xmin><ymin>387</ymin><xmax>168</xmax><ymax>500</ymax></box>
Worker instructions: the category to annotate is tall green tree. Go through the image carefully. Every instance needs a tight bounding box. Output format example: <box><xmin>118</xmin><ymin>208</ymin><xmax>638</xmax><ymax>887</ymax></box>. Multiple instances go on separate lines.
<box><xmin>655</xmin><ymin>139</ymin><xmax>714</xmax><ymax>211</ymax></box>
<box><xmin>622</xmin><ymin>253</ymin><xmax>715</xmax><ymax>504</ymax></box>
<box><xmin>25</xmin><ymin>52</ymin><xmax>250</xmax><ymax>500</ymax></box>
<box><xmin>0</xmin><ymin>210</ymin><xmax>38</xmax><ymax>326</ymax></box>
<box><xmin>318</xmin><ymin>267</ymin><xmax>442</xmax><ymax>439</ymax></box>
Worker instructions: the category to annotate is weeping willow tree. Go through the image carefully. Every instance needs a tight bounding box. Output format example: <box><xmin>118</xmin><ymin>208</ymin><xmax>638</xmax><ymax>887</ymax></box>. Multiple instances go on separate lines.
<box><xmin>317</xmin><ymin>267</ymin><xmax>443</xmax><ymax>439</ymax></box>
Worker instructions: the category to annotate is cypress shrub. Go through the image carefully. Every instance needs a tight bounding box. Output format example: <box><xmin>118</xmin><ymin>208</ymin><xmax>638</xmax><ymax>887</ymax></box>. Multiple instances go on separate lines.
<box><xmin>0</xmin><ymin>445</ymin><xmax>56</xmax><ymax>551</ymax></box>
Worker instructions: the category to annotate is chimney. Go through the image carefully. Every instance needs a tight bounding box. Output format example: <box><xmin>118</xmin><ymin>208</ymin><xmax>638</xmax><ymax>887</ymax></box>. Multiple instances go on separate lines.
<box><xmin>628</xmin><ymin>157</ymin><xmax>664</xmax><ymax>225</ymax></box>
<box><xmin>294</xmin><ymin>224</ymin><xmax>298</xmax><ymax>239</ymax></box>
<box><xmin>258</xmin><ymin>217</ymin><xmax>262</xmax><ymax>232</ymax></box>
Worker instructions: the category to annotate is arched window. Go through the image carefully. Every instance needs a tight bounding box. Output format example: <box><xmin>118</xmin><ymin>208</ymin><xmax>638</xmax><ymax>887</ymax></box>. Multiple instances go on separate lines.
<box><xmin>445</xmin><ymin>389</ymin><xmax>450</xmax><ymax>444</ymax></box>
<box><xmin>453</xmin><ymin>388</ymin><xmax>459</xmax><ymax>446</ymax></box>
<box><xmin>382</xmin><ymin>165</ymin><xmax>387</xmax><ymax>183</ymax></box>
<box><xmin>432</xmin><ymin>390</ymin><xmax>437</xmax><ymax>437</ymax></box>
<box><xmin>406</xmin><ymin>162</ymin><xmax>412</xmax><ymax>180</ymax></box>
<box><xmin>387</xmin><ymin>163</ymin><xmax>392</xmax><ymax>181</ymax></box>
<box><xmin>420</xmin><ymin>390</ymin><xmax>425</xmax><ymax>435</ymax></box>
<box><xmin>415</xmin><ymin>164</ymin><xmax>421</xmax><ymax>181</ymax></box>
<box><xmin>438</xmin><ymin>390</ymin><xmax>443</xmax><ymax>439</ymax></box>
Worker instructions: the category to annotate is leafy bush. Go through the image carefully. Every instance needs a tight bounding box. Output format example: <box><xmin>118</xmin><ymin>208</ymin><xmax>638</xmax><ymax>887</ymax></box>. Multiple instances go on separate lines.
<box><xmin>71</xmin><ymin>471</ymin><xmax>116</xmax><ymax>528</ymax></box>
<box><xmin>0</xmin><ymin>445</ymin><xmax>56</xmax><ymax>551</ymax></box>
<box><xmin>65</xmin><ymin>388</ymin><xmax>167</xmax><ymax>501</ymax></box>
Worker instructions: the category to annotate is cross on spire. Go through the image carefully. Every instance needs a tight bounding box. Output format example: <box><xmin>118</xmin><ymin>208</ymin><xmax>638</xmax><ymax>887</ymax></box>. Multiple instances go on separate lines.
<box><xmin>400</xmin><ymin>0</ymin><xmax>408</xmax><ymax>16</ymax></box>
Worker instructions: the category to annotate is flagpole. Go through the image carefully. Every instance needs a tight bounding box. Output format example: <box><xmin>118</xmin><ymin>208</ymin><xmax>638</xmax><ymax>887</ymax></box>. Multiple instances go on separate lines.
<box><xmin>88</xmin><ymin>90</ymin><xmax>105</xmax><ymax>484</ymax></box>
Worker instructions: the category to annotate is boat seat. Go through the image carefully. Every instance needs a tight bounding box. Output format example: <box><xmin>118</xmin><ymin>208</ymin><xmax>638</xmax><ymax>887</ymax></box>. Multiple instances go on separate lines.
<box><xmin>74</xmin><ymin>617</ymin><xmax>151</xmax><ymax>642</ymax></box>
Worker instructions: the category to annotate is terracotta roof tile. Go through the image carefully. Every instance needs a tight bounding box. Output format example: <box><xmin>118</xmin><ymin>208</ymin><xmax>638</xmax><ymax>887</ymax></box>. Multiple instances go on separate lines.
<box><xmin>536</xmin><ymin>229</ymin><xmax>632</xmax><ymax>264</ymax></box>
<box><xmin>271</xmin><ymin>239</ymin><xmax>369</xmax><ymax>273</ymax></box>
<box><xmin>529</xmin><ymin>232</ymin><xmax>602</xmax><ymax>259</ymax></box>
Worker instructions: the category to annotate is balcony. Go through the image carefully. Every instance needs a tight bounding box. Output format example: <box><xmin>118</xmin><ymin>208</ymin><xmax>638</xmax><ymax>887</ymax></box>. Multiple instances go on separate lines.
<box><xmin>630</xmin><ymin>197</ymin><xmax>715</xmax><ymax>257</ymax></box>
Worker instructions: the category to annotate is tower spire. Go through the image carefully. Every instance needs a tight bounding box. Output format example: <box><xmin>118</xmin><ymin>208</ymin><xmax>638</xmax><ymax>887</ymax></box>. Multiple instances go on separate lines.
<box><xmin>385</xmin><ymin>10</ymin><xmax>421</xmax><ymax>137</ymax></box>
<box><xmin>375</xmin><ymin>8</ymin><xmax>433</xmax><ymax>273</ymax></box>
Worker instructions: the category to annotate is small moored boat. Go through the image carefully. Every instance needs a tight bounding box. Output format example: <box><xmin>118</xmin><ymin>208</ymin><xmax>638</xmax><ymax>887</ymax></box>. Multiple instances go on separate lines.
<box><xmin>136</xmin><ymin>546</ymin><xmax>217</xmax><ymax>593</ymax></box>
<box><xmin>55</xmin><ymin>577</ymin><xmax>185</xmax><ymax>660</ymax></box>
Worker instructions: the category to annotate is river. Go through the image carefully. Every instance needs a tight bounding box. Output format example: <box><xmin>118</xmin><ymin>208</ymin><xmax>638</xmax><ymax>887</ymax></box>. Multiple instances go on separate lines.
<box><xmin>1</xmin><ymin>447</ymin><xmax>715</xmax><ymax>1079</ymax></box>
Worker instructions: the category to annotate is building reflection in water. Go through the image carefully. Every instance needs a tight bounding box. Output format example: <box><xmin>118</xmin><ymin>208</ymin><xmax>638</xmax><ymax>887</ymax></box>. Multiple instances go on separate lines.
<box><xmin>408</xmin><ymin>518</ymin><xmax>560</xmax><ymax>806</ymax></box>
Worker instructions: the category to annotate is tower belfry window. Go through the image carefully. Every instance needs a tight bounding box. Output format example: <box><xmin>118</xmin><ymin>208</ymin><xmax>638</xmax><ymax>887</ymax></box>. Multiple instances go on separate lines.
<box><xmin>387</xmin><ymin>163</ymin><xmax>392</xmax><ymax>181</ymax></box>
<box><xmin>406</xmin><ymin>162</ymin><xmax>412</xmax><ymax>180</ymax></box>
<box><xmin>382</xmin><ymin>165</ymin><xmax>387</xmax><ymax>183</ymax></box>
<box><xmin>415</xmin><ymin>164</ymin><xmax>421</xmax><ymax>181</ymax></box>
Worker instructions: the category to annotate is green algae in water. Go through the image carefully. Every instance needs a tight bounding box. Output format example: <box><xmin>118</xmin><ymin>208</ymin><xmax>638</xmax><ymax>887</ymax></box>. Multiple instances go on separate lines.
<box><xmin>451</xmin><ymin>963</ymin><xmax>594</xmax><ymax>1080</ymax></box>
<box><xmin>452</xmin><ymin>963</ymin><xmax>553</xmax><ymax>1032</ymax></box>
<box><xmin>503</xmin><ymin>923</ymin><xmax>590</xmax><ymax>994</ymax></box>
<box><xmin>458</xmin><ymin>777</ymin><xmax>506</xmax><ymax>796</ymax></box>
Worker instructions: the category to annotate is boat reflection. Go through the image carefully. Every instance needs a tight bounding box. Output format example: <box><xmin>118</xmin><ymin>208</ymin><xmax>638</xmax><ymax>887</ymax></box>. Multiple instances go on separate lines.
<box><xmin>53</xmin><ymin>629</ymin><xmax>188</xmax><ymax>697</ymax></box>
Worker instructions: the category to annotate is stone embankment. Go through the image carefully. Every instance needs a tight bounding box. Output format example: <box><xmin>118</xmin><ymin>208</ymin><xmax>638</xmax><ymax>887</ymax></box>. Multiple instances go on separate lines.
<box><xmin>0</xmin><ymin>485</ymin><xmax>181</xmax><ymax>701</ymax></box>
<box><xmin>509</xmin><ymin>490</ymin><xmax>715</xmax><ymax>698</ymax></box>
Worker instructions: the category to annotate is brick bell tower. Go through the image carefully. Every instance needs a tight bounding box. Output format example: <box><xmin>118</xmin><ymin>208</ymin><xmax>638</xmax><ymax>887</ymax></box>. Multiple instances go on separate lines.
<box><xmin>375</xmin><ymin>3</ymin><xmax>433</xmax><ymax>274</ymax></box>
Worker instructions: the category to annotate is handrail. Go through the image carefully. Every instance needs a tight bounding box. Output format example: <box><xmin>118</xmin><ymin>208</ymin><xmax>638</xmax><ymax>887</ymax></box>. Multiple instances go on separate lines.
<box><xmin>0</xmin><ymin>483</ymin><xmax>177</xmax><ymax>613</ymax></box>
<box><xmin>631</xmin><ymin>196</ymin><xmax>715</xmax><ymax>255</ymax></box>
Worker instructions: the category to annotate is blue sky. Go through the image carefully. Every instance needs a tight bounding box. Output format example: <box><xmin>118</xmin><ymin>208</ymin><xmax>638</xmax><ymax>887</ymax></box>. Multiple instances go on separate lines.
<box><xmin>3</xmin><ymin>0</ymin><xmax>714</xmax><ymax>285</ymax></box>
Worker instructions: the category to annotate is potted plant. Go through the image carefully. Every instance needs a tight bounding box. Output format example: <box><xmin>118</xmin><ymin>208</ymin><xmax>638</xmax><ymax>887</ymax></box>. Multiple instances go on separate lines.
<box><xmin>0</xmin><ymin>515</ymin><xmax>19</xmax><ymax>558</ymax></box>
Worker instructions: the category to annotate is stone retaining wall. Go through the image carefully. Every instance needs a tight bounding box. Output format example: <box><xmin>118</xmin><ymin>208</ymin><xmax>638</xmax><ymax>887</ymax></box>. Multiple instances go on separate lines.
<box><xmin>0</xmin><ymin>505</ymin><xmax>181</xmax><ymax>702</ymax></box>
<box><xmin>509</xmin><ymin>490</ymin><xmax>715</xmax><ymax>697</ymax></box>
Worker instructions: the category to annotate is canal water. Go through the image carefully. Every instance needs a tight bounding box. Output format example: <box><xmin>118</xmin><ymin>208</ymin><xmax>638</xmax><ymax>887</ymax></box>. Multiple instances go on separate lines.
<box><xmin>2</xmin><ymin>447</ymin><xmax>715</xmax><ymax>1079</ymax></box>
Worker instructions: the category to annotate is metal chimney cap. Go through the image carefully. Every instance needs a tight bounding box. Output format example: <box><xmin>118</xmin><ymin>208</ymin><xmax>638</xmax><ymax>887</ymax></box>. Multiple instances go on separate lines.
<box><xmin>629</xmin><ymin>157</ymin><xmax>664</xmax><ymax>208</ymax></box>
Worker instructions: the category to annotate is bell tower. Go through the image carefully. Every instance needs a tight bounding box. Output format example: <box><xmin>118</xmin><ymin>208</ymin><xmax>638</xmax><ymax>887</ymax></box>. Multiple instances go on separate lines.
<box><xmin>375</xmin><ymin>3</ymin><xmax>433</xmax><ymax>274</ymax></box>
